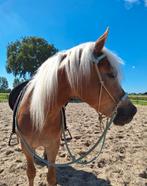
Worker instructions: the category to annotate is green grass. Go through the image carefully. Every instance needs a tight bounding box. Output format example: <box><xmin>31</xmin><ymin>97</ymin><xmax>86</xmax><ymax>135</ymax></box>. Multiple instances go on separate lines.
<box><xmin>0</xmin><ymin>93</ymin><xmax>9</xmax><ymax>102</ymax></box>
<box><xmin>129</xmin><ymin>95</ymin><xmax>147</xmax><ymax>106</ymax></box>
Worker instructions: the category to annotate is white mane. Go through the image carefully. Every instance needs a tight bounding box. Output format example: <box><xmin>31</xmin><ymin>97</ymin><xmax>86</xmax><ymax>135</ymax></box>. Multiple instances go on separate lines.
<box><xmin>22</xmin><ymin>42</ymin><xmax>123</xmax><ymax>131</ymax></box>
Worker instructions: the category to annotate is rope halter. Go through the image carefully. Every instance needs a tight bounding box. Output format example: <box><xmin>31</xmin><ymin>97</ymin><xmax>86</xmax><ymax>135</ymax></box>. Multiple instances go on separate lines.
<box><xmin>93</xmin><ymin>53</ymin><xmax>128</xmax><ymax>115</ymax></box>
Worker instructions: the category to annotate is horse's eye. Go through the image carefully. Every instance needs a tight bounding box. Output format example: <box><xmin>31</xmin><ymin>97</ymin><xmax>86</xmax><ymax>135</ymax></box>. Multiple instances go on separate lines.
<box><xmin>107</xmin><ymin>72</ymin><xmax>116</xmax><ymax>78</ymax></box>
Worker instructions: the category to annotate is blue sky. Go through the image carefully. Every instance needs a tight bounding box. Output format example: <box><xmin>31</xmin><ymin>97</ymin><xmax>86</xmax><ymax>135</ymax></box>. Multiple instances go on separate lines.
<box><xmin>0</xmin><ymin>0</ymin><xmax>147</xmax><ymax>93</ymax></box>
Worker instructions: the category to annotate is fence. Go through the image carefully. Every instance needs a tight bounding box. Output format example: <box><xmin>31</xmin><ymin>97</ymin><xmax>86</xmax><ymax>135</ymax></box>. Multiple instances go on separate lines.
<box><xmin>129</xmin><ymin>95</ymin><xmax>147</xmax><ymax>106</ymax></box>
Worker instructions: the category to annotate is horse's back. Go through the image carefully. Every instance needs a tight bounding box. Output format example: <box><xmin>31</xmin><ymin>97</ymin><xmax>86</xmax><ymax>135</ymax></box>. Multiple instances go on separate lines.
<box><xmin>8</xmin><ymin>81</ymin><xmax>29</xmax><ymax>110</ymax></box>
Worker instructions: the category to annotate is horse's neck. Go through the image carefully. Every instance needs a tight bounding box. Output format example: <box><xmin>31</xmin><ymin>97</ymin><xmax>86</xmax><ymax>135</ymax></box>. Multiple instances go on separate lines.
<box><xmin>52</xmin><ymin>67</ymin><xmax>74</xmax><ymax>111</ymax></box>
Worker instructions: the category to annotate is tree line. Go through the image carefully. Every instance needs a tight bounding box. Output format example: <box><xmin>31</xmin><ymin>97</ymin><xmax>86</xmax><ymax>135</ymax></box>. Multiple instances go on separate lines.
<box><xmin>1</xmin><ymin>36</ymin><xmax>58</xmax><ymax>92</ymax></box>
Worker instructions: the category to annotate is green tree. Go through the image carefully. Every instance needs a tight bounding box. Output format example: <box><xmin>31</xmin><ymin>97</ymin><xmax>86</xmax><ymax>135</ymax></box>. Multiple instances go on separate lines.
<box><xmin>13</xmin><ymin>78</ymin><xmax>24</xmax><ymax>88</ymax></box>
<box><xmin>0</xmin><ymin>77</ymin><xmax>8</xmax><ymax>91</ymax></box>
<box><xmin>6</xmin><ymin>36</ymin><xmax>58</xmax><ymax>79</ymax></box>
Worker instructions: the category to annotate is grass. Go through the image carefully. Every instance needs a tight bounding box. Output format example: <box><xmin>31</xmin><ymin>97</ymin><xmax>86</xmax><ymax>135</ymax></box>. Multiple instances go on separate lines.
<box><xmin>129</xmin><ymin>95</ymin><xmax>147</xmax><ymax>106</ymax></box>
<box><xmin>0</xmin><ymin>93</ymin><xmax>9</xmax><ymax>102</ymax></box>
<box><xmin>129</xmin><ymin>99</ymin><xmax>147</xmax><ymax>106</ymax></box>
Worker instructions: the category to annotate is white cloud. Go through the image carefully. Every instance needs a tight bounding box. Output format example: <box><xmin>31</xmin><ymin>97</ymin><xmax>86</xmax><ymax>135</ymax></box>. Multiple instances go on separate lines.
<box><xmin>124</xmin><ymin>0</ymin><xmax>139</xmax><ymax>3</ymax></box>
<box><xmin>123</xmin><ymin>0</ymin><xmax>147</xmax><ymax>8</ymax></box>
<box><xmin>124</xmin><ymin>0</ymin><xmax>140</xmax><ymax>9</ymax></box>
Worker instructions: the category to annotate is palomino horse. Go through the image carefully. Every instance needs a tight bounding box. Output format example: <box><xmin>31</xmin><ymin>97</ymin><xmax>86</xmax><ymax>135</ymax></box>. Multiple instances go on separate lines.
<box><xmin>16</xmin><ymin>28</ymin><xmax>137</xmax><ymax>186</ymax></box>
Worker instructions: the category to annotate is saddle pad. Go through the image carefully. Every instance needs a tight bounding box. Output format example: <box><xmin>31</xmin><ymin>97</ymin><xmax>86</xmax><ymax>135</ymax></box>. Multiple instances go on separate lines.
<box><xmin>8</xmin><ymin>81</ymin><xmax>29</xmax><ymax>110</ymax></box>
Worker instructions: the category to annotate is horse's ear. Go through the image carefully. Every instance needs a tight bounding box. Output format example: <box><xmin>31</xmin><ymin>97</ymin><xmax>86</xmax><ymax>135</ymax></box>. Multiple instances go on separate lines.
<box><xmin>94</xmin><ymin>27</ymin><xmax>109</xmax><ymax>55</ymax></box>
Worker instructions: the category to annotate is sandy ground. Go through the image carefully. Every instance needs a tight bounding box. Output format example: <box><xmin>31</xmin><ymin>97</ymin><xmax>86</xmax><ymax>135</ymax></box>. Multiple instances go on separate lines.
<box><xmin>0</xmin><ymin>102</ymin><xmax>147</xmax><ymax>186</ymax></box>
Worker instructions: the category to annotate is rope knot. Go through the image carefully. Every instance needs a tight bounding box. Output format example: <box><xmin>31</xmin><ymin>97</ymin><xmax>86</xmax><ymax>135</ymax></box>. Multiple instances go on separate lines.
<box><xmin>100</xmin><ymin>80</ymin><xmax>104</xmax><ymax>85</ymax></box>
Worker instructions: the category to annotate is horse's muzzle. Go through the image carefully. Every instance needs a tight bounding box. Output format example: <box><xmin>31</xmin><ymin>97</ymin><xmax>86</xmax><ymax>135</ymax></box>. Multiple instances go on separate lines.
<box><xmin>113</xmin><ymin>101</ymin><xmax>137</xmax><ymax>126</ymax></box>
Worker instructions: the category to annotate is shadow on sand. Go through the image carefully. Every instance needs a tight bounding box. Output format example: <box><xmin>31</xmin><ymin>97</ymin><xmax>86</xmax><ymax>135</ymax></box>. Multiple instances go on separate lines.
<box><xmin>56</xmin><ymin>166</ymin><xmax>112</xmax><ymax>186</ymax></box>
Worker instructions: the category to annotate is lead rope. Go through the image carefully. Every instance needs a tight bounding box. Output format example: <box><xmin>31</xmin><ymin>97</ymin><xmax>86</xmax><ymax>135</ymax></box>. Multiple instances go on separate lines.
<box><xmin>61</xmin><ymin>109</ymin><xmax>117</xmax><ymax>165</ymax></box>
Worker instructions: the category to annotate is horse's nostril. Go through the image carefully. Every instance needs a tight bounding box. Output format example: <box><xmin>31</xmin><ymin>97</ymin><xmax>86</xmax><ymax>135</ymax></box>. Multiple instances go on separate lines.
<box><xmin>126</xmin><ymin>105</ymin><xmax>137</xmax><ymax>118</ymax></box>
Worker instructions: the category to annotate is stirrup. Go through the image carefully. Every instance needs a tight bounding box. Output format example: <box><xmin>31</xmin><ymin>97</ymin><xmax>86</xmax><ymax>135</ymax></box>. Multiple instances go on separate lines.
<box><xmin>8</xmin><ymin>133</ymin><xmax>19</xmax><ymax>146</ymax></box>
<box><xmin>61</xmin><ymin>128</ymin><xmax>72</xmax><ymax>141</ymax></box>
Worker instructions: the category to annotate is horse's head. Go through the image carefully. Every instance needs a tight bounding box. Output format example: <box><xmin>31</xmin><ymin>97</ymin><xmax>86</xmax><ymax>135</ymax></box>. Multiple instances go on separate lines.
<box><xmin>74</xmin><ymin>28</ymin><xmax>137</xmax><ymax>126</ymax></box>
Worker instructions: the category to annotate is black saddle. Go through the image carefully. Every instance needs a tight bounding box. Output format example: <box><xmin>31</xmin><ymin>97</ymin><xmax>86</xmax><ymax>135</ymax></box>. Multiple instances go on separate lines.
<box><xmin>8</xmin><ymin>81</ymin><xmax>29</xmax><ymax>110</ymax></box>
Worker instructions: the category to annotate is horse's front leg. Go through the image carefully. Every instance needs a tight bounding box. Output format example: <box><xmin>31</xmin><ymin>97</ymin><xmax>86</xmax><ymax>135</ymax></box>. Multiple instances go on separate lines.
<box><xmin>21</xmin><ymin>144</ymin><xmax>36</xmax><ymax>186</ymax></box>
<box><xmin>45</xmin><ymin>135</ymin><xmax>60</xmax><ymax>186</ymax></box>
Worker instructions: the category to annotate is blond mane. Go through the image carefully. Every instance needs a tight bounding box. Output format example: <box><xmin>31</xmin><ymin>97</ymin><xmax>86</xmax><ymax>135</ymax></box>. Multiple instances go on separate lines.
<box><xmin>22</xmin><ymin>42</ymin><xmax>123</xmax><ymax>131</ymax></box>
